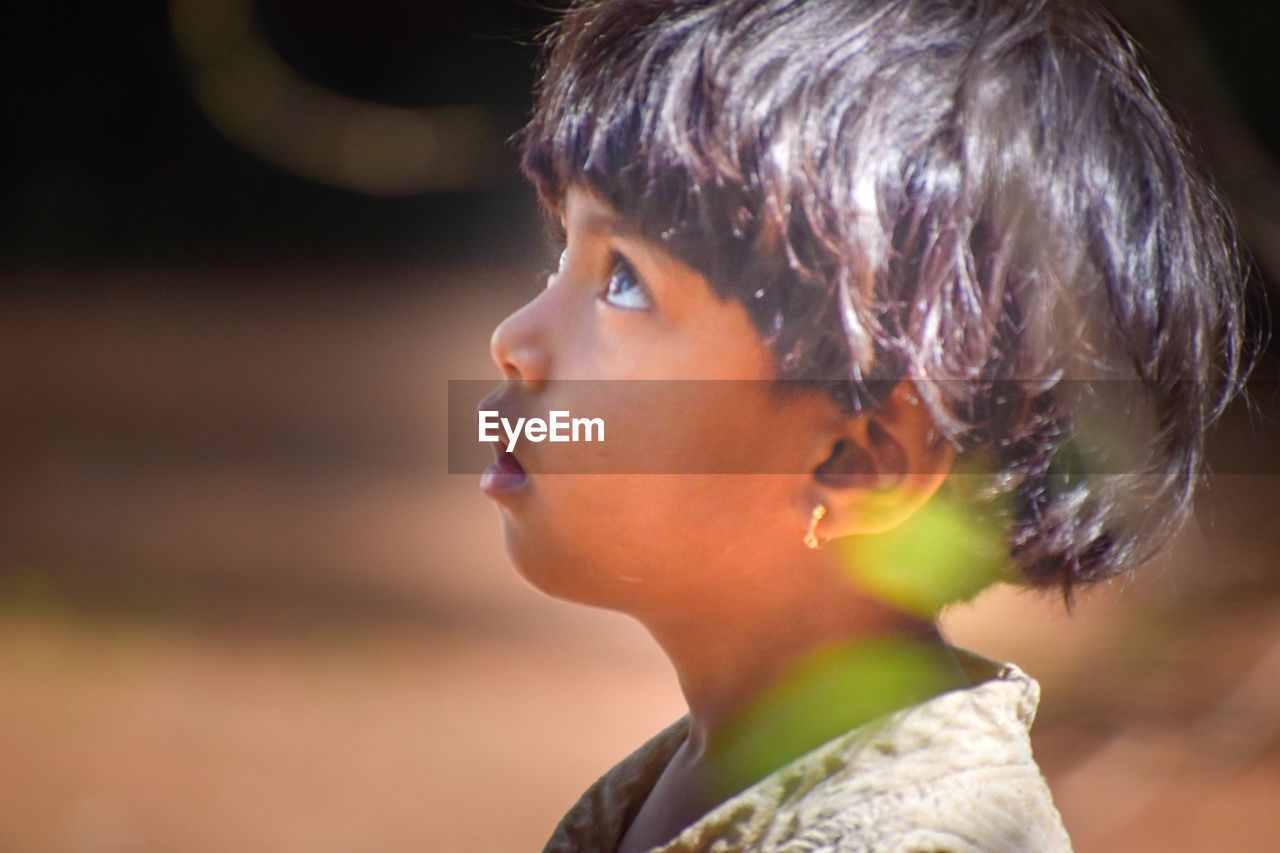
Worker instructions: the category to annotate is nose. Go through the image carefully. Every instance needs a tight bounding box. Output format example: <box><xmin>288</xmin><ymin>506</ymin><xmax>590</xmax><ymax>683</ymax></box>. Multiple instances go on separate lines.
<box><xmin>489</xmin><ymin>294</ymin><xmax>550</xmax><ymax>391</ymax></box>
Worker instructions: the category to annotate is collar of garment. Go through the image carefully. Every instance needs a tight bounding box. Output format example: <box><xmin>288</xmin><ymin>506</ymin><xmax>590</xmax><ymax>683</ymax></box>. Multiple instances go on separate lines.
<box><xmin>542</xmin><ymin>647</ymin><xmax>1072</xmax><ymax>853</ymax></box>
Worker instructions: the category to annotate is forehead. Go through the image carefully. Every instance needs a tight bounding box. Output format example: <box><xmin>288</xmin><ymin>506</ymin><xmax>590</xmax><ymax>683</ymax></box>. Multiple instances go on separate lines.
<box><xmin>560</xmin><ymin>186</ymin><xmax>704</xmax><ymax>294</ymax></box>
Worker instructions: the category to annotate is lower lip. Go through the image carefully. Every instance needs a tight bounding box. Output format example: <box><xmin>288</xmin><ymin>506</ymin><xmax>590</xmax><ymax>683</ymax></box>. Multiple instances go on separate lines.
<box><xmin>480</xmin><ymin>454</ymin><xmax>528</xmax><ymax>496</ymax></box>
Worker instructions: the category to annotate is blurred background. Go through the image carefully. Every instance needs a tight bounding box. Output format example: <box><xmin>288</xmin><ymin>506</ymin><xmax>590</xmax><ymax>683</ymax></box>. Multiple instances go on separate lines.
<box><xmin>1</xmin><ymin>0</ymin><xmax>1278</xmax><ymax>850</ymax></box>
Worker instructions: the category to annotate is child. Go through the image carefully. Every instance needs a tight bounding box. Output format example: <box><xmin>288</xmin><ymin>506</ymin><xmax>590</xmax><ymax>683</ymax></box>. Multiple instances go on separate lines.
<box><xmin>479</xmin><ymin>0</ymin><xmax>1249</xmax><ymax>850</ymax></box>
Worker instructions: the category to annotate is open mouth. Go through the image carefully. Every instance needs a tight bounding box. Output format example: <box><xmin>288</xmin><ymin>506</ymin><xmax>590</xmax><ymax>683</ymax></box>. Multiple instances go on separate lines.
<box><xmin>480</xmin><ymin>447</ymin><xmax>528</xmax><ymax>495</ymax></box>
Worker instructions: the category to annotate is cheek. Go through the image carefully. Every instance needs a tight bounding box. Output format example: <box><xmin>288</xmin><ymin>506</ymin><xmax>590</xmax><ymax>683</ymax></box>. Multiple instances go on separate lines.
<box><xmin>498</xmin><ymin>473</ymin><xmax>799</xmax><ymax>610</ymax></box>
<box><xmin>585</xmin><ymin>385</ymin><xmax>807</xmax><ymax>476</ymax></box>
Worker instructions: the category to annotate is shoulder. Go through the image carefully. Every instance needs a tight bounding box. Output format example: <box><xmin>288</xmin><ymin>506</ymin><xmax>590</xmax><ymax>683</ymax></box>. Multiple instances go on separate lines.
<box><xmin>543</xmin><ymin>653</ymin><xmax>1074</xmax><ymax>853</ymax></box>
<box><xmin>678</xmin><ymin>654</ymin><xmax>1073</xmax><ymax>852</ymax></box>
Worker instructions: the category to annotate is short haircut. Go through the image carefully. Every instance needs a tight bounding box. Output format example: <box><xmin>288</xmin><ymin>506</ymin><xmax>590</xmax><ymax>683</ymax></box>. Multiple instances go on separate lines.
<box><xmin>519</xmin><ymin>0</ymin><xmax>1252</xmax><ymax>596</ymax></box>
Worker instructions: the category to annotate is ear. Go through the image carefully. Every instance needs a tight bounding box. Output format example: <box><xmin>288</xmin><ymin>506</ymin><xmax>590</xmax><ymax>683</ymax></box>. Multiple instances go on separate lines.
<box><xmin>807</xmin><ymin>382</ymin><xmax>955</xmax><ymax>538</ymax></box>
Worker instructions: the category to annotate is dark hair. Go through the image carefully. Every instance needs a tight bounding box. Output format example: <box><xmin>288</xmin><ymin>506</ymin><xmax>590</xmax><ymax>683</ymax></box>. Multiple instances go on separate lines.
<box><xmin>520</xmin><ymin>0</ymin><xmax>1251</xmax><ymax>596</ymax></box>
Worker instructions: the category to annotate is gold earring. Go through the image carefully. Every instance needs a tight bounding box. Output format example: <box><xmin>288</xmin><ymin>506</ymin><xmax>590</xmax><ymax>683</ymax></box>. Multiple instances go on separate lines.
<box><xmin>803</xmin><ymin>503</ymin><xmax>827</xmax><ymax>549</ymax></box>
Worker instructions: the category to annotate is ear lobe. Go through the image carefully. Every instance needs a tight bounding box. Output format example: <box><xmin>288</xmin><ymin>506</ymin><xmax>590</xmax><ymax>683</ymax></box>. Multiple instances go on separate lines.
<box><xmin>811</xmin><ymin>383</ymin><xmax>955</xmax><ymax>537</ymax></box>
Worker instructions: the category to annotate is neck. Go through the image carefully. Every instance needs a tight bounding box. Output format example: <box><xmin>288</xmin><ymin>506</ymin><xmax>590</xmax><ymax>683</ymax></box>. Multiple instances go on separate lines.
<box><xmin>635</xmin><ymin>549</ymin><xmax>963</xmax><ymax>774</ymax></box>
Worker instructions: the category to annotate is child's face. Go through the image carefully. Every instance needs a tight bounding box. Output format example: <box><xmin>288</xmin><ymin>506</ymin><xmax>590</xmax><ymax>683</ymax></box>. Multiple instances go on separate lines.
<box><xmin>482</xmin><ymin>187</ymin><xmax>840</xmax><ymax>617</ymax></box>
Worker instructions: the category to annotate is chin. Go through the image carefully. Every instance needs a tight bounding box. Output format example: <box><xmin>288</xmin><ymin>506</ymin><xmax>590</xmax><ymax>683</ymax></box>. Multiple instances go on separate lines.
<box><xmin>500</xmin><ymin>516</ymin><xmax>591</xmax><ymax>601</ymax></box>
<box><xmin>498</xmin><ymin>517</ymin><xmax>637</xmax><ymax>612</ymax></box>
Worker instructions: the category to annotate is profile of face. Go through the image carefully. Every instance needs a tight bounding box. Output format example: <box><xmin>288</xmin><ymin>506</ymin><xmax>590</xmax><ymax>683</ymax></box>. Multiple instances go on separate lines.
<box><xmin>481</xmin><ymin>187</ymin><xmax>954</xmax><ymax>622</ymax></box>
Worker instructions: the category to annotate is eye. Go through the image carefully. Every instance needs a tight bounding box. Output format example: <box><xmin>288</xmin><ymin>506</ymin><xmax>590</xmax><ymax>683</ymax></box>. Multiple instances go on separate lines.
<box><xmin>602</xmin><ymin>254</ymin><xmax>651</xmax><ymax>310</ymax></box>
<box><xmin>546</xmin><ymin>247</ymin><xmax>568</xmax><ymax>289</ymax></box>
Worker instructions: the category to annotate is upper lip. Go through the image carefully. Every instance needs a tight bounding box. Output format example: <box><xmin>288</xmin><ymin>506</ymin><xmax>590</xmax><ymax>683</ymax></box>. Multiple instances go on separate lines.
<box><xmin>478</xmin><ymin>387</ymin><xmax>528</xmax><ymax>463</ymax></box>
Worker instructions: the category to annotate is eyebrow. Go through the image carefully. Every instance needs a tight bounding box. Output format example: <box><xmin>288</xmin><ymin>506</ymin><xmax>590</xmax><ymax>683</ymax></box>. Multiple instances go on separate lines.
<box><xmin>573</xmin><ymin>197</ymin><xmax>643</xmax><ymax>240</ymax></box>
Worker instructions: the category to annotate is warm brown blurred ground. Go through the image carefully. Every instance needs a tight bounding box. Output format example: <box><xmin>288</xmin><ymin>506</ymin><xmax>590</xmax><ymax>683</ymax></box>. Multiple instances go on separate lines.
<box><xmin>1</xmin><ymin>264</ymin><xmax>1277</xmax><ymax>852</ymax></box>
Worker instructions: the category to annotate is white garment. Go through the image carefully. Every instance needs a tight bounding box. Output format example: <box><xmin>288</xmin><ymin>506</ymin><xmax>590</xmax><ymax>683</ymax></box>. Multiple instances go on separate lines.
<box><xmin>543</xmin><ymin>650</ymin><xmax>1073</xmax><ymax>852</ymax></box>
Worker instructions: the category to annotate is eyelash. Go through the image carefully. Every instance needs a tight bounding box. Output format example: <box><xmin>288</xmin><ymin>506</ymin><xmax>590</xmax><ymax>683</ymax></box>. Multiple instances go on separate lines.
<box><xmin>600</xmin><ymin>253</ymin><xmax>652</xmax><ymax>310</ymax></box>
<box><xmin>551</xmin><ymin>244</ymin><xmax>652</xmax><ymax>310</ymax></box>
